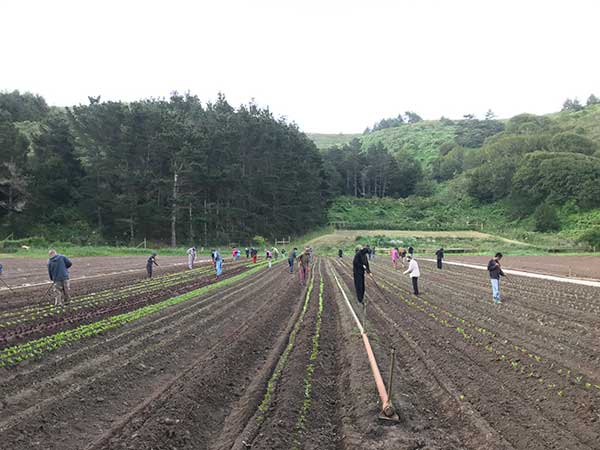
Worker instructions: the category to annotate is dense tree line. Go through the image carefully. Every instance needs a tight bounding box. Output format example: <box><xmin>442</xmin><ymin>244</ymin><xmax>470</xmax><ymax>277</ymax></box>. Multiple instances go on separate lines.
<box><xmin>364</xmin><ymin>110</ymin><xmax>423</xmax><ymax>133</ymax></box>
<box><xmin>0</xmin><ymin>91</ymin><xmax>327</xmax><ymax>245</ymax></box>
<box><xmin>322</xmin><ymin>139</ymin><xmax>422</xmax><ymax>199</ymax></box>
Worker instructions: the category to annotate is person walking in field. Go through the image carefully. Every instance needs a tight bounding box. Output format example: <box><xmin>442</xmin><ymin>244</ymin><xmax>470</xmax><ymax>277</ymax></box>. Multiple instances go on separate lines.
<box><xmin>298</xmin><ymin>248</ymin><xmax>310</xmax><ymax>285</ymax></box>
<box><xmin>245</xmin><ymin>247</ymin><xmax>250</xmax><ymax>258</ymax></box>
<box><xmin>147</xmin><ymin>252</ymin><xmax>159</xmax><ymax>278</ymax></box>
<box><xmin>353</xmin><ymin>246</ymin><xmax>371</xmax><ymax>304</ymax></box>
<box><xmin>390</xmin><ymin>247</ymin><xmax>400</xmax><ymax>270</ymax></box>
<box><xmin>187</xmin><ymin>246</ymin><xmax>197</xmax><ymax>269</ymax></box>
<box><xmin>250</xmin><ymin>247</ymin><xmax>258</xmax><ymax>264</ymax></box>
<box><xmin>288</xmin><ymin>247</ymin><xmax>297</xmax><ymax>273</ymax></box>
<box><xmin>214</xmin><ymin>249</ymin><xmax>223</xmax><ymax>277</ymax></box>
<box><xmin>403</xmin><ymin>255</ymin><xmax>420</xmax><ymax>295</ymax></box>
<box><xmin>48</xmin><ymin>249</ymin><xmax>72</xmax><ymax>306</ymax></box>
<box><xmin>435</xmin><ymin>247</ymin><xmax>444</xmax><ymax>269</ymax></box>
<box><xmin>487</xmin><ymin>252</ymin><xmax>506</xmax><ymax>304</ymax></box>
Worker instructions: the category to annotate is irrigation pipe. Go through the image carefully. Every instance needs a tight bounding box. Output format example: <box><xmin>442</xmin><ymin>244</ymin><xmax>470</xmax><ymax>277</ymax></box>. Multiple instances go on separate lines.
<box><xmin>329</xmin><ymin>265</ymin><xmax>396</xmax><ymax>419</ymax></box>
<box><xmin>422</xmin><ymin>259</ymin><xmax>600</xmax><ymax>288</ymax></box>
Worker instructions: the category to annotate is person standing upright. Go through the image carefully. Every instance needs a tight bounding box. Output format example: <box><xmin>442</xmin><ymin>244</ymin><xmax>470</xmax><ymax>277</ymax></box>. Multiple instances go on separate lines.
<box><xmin>487</xmin><ymin>252</ymin><xmax>506</xmax><ymax>304</ymax></box>
<box><xmin>435</xmin><ymin>247</ymin><xmax>444</xmax><ymax>269</ymax></box>
<box><xmin>338</xmin><ymin>248</ymin><xmax>343</xmax><ymax>258</ymax></box>
<box><xmin>403</xmin><ymin>255</ymin><xmax>420</xmax><ymax>295</ymax></box>
<box><xmin>187</xmin><ymin>246</ymin><xmax>197</xmax><ymax>270</ymax></box>
<box><xmin>266</xmin><ymin>248</ymin><xmax>273</xmax><ymax>268</ymax></box>
<box><xmin>147</xmin><ymin>252</ymin><xmax>159</xmax><ymax>278</ymax></box>
<box><xmin>251</xmin><ymin>247</ymin><xmax>258</xmax><ymax>264</ymax></box>
<box><xmin>353</xmin><ymin>246</ymin><xmax>371</xmax><ymax>304</ymax></box>
<box><xmin>408</xmin><ymin>245</ymin><xmax>414</xmax><ymax>257</ymax></box>
<box><xmin>245</xmin><ymin>247</ymin><xmax>250</xmax><ymax>258</ymax></box>
<box><xmin>48</xmin><ymin>249</ymin><xmax>72</xmax><ymax>306</ymax></box>
<box><xmin>214</xmin><ymin>249</ymin><xmax>223</xmax><ymax>277</ymax></box>
<box><xmin>288</xmin><ymin>247</ymin><xmax>297</xmax><ymax>273</ymax></box>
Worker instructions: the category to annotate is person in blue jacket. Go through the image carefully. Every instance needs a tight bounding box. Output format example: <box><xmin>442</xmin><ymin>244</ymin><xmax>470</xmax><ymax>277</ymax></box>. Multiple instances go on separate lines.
<box><xmin>48</xmin><ymin>249</ymin><xmax>72</xmax><ymax>306</ymax></box>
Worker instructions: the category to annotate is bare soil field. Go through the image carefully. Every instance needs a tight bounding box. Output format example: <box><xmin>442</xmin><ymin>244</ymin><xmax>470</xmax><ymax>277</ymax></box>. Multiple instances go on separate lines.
<box><xmin>447</xmin><ymin>255</ymin><xmax>600</xmax><ymax>280</ymax></box>
<box><xmin>0</xmin><ymin>255</ymin><xmax>598</xmax><ymax>450</ymax></box>
<box><xmin>0</xmin><ymin>255</ymin><xmax>202</xmax><ymax>288</ymax></box>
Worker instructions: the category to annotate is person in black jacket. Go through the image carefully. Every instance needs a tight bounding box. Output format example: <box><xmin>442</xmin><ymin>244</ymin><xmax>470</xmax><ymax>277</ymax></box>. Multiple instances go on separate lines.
<box><xmin>353</xmin><ymin>246</ymin><xmax>371</xmax><ymax>304</ymax></box>
<box><xmin>338</xmin><ymin>248</ymin><xmax>343</xmax><ymax>258</ymax></box>
<box><xmin>435</xmin><ymin>247</ymin><xmax>444</xmax><ymax>269</ymax></box>
<box><xmin>487</xmin><ymin>252</ymin><xmax>506</xmax><ymax>304</ymax></box>
<box><xmin>147</xmin><ymin>252</ymin><xmax>159</xmax><ymax>278</ymax></box>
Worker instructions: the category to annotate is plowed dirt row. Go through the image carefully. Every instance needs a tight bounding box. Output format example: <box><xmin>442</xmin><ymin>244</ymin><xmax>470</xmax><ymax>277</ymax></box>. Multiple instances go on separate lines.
<box><xmin>332</xmin><ymin>256</ymin><xmax>600</xmax><ymax>449</ymax></box>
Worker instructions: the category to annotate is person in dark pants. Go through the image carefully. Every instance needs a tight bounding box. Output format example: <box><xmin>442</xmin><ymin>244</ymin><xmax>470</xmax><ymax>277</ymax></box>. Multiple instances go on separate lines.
<box><xmin>245</xmin><ymin>247</ymin><xmax>250</xmax><ymax>258</ymax></box>
<box><xmin>435</xmin><ymin>247</ymin><xmax>444</xmax><ymax>269</ymax></box>
<box><xmin>147</xmin><ymin>252</ymin><xmax>159</xmax><ymax>278</ymax></box>
<box><xmin>408</xmin><ymin>245</ymin><xmax>414</xmax><ymax>257</ymax></box>
<box><xmin>353</xmin><ymin>247</ymin><xmax>371</xmax><ymax>304</ymax></box>
<box><xmin>338</xmin><ymin>248</ymin><xmax>343</xmax><ymax>258</ymax></box>
<box><xmin>403</xmin><ymin>255</ymin><xmax>420</xmax><ymax>295</ymax></box>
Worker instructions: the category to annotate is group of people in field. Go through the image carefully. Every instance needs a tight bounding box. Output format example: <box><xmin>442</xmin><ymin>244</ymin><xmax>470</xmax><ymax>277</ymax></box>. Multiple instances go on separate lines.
<box><xmin>350</xmin><ymin>243</ymin><xmax>507</xmax><ymax>305</ymax></box>
<box><xmin>0</xmin><ymin>239</ymin><xmax>506</xmax><ymax>310</ymax></box>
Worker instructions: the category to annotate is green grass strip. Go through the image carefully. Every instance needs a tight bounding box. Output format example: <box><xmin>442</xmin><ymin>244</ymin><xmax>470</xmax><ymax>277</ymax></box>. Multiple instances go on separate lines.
<box><xmin>293</xmin><ymin>263</ymin><xmax>325</xmax><ymax>449</ymax></box>
<box><xmin>256</xmin><ymin>266</ymin><xmax>315</xmax><ymax>424</ymax></box>
<box><xmin>0</xmin><ymin>263</ymin><xmax>268</xmax><ymax>368</ymax></box>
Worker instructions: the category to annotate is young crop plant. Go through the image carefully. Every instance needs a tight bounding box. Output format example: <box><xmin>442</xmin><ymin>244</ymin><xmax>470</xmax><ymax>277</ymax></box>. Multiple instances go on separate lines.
<box><xmin>0</xmin><ymin>264</ymin><xmax>267</xmax><ymax>368</ymax></box>
<box><xmin>293</xmin><ymin>266</ymin><xmax>325</xmax><ymax>449</ymax></box>
<box><xmin>256</xmin><ymin>265</ymin><xmax>317</xmax><ymax>425</ymax></box>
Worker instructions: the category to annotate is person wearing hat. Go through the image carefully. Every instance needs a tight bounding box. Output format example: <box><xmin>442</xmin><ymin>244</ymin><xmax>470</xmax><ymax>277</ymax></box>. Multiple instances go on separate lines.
<box><xmin>403</xmin><ymin>254</ymin><xmax>420</xmax><ymax>295</ymax></box>
<box><xmin>147</xmin><ymin>252</ymin><xmax>159</xmax><ymax>278</ymax></box>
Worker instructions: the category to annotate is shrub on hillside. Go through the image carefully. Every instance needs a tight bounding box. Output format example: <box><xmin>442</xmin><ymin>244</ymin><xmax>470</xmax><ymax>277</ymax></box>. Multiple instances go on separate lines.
<box><xmin>533</xmin><ymin>203</ymin><xmax>560</xmax><ymax>232</ymax></box>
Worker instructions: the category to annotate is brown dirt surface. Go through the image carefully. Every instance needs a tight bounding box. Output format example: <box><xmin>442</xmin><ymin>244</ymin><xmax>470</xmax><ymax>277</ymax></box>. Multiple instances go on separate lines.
<box><xmin>1</xmin><ymin>256</ymin><xmax>599</xmax><ymax>450</ymax></box>
<box><xmin>0</xmin><ymin>255</ymin><xmax>207</xmax><ymax>288</ymax></box>
<box><xmin>446</xmin><ymin>255</ymin><xmax>600</xmax><ymax>280</ymax></box>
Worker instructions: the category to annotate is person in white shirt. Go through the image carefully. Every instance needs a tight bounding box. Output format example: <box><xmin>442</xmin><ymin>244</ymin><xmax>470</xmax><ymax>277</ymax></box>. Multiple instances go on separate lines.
<box><xmin>187</xmin><ymin>247</ymin><xmax>197</xmax><ymax>269</ymax></box>
<box><xmin>403</xmin><ymin>255</ymin><xmax>420</xmax><ymax>295</ymax></box>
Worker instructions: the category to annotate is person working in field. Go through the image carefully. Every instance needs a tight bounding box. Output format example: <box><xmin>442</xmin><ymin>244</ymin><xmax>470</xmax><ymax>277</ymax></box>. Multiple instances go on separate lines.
<box><xmin>147</xmin><ymin>252</ymin><xmax>159</xmax><ymax>278</ymax></box>
<box><xmin>214</xmin><ymin>249</ymin><xmax>223</xmax><ymax>277</ymax></box>
<box><xmin>48</xmin><ymin>249</ymin><xmax>72</xmax><ymax>306</ymax></box>
<box><xmin>288</xmin><ymin>247</ymin><xmax>297</xmax><ymax>273</ymax></box>
<box><xmin>250</xmin><ymin>247</ymin><xmax>258</xmax><ymax>264</ymax></box>
<box><xmin>390</xmin><ymin>247</ymin><xmax>400</xmax><ymax>270</ymax></box>
<box><xmin>398</xmin><ymin>247</ymin><xmax>407</xmax><ymax>266</ymax></box>
<box><xmin>297</xmin><ymin>248</ymin><xmax>310</xmax><ymax>285</ymax></box>
<box><xmin>408</xmin><ymin>245</ymin><xmax>414</xmax><ymax>257</ymax></box>
<box><xmin>403</xmin><ymin>254</ymin><xmax>420</xmax><ymax>295</ymax></box>
<box><xmin>353</xmin><ymin>246</ymin><xmax>371</xmax><ymax>304</ymax></box>
<box><xmin>266</xmin><ymin>248</ymin><xmax>273</xmax><ymax>268</ymax></box>
<box><xmin>187</xmin><ymin>246</ymin><xmax>197</xmax><ymax>269</ymax></box>
<box><xmin>435</xmin><ymin>247</ymin><xmax>444</xmax><ymax>269</ymax></box>
<box><xmin>338</xmin><ymin>248</ymin><xmax>343</xmax><ymax>258</ymax></box>
<box><xmin>487</xmin><ymin>252</ymin><xmax>506</xmax><ymax>304</ymax></box>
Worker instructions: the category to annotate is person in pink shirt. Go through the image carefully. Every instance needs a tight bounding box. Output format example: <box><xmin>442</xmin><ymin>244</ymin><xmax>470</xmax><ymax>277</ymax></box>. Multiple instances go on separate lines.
<box><xmin>390</xmin><ymin>247</ymin><xmax>400</xmax><ymax>270</ymax></box>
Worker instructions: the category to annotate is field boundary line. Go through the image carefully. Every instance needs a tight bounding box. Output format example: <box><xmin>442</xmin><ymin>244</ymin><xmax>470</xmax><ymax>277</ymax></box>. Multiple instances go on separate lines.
<box><xmin>422</xmin><ymin>258</ymin><xmax>600</xmax><ymax>287</ymax></box>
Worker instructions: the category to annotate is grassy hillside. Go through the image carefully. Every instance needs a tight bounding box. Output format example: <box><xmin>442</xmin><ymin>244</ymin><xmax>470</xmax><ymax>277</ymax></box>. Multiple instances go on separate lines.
<box><xmin>308</xmin><ymin>121</ymin><xmax>457</xmax><ymax>167</ymax></box>
<box><xmin>307</xmin><ymin>133</ymin><xmax>362</xmax><ymax>149</ymax></box>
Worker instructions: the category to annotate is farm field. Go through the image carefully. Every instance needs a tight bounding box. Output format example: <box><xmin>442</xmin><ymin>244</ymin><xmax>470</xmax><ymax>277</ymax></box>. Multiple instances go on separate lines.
<box><xmin>0</xmin><ymin>256</ymin><xmax>599</xmax><ymax>449</ymax></box>
<box><xmin>445</xmin><ymin>255</ymin><xmax>600</xmax><ymax>280</ymax></box>
<box><xmin>0</xmin><ymin>255</ymin><xmax>197</xmax><ymax>289</ymax></box>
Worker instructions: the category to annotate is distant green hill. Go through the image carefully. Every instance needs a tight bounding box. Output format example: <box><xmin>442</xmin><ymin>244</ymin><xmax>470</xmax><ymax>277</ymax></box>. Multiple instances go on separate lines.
<box><xmin>309</xmin><ymin>121</ymin><xmax>458</xmax><ymax>167</ymax></box>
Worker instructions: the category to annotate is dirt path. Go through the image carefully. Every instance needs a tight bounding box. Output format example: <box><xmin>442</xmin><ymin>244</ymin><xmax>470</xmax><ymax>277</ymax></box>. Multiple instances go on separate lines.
<box><xmin>446</xmin><ymin>255</ymin><xmax>600</xmax><ymax>280</ymax></box>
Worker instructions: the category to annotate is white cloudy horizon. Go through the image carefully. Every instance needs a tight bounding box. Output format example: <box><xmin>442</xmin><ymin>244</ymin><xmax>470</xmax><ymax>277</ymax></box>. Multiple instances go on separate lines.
<box><xmin>1</xmin><ymin>0</ymin><xmax>599</xmax><ymax>133</ymax></box>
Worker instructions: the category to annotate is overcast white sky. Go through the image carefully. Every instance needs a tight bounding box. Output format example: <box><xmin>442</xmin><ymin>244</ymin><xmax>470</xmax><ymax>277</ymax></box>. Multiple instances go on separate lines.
<box><xmin>1</xmin><ymin>0</ymin><xmax>599</xmax><ymax>133</ymax></box>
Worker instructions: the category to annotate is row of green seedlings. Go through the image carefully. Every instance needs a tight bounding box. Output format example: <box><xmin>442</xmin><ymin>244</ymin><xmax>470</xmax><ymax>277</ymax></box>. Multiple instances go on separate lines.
<box><xmin>292</xmin><ymin>265</ymin><xmax>325</xmax><ymax>449</ymax></box>
<box><xmin>0</xmin><ymin>260</ymin><xmax>255</xmax><ymax>328</ymax></box>
<box><xmin>427</xmin><ymin>261</ymin><xmax>600</xmax><ymax>313</ymax></box>
<box><xmin>376</xmin><ymin>276</ymin><xmax>600</xmax><ymax>399</ymax></box>
<box><xmin>402</xmin><ymin>263</ymin><xmax>596</xmax><ymax>364</ymax></box>
<box><xmin>0</xmin><ymin>264</ymin><xmax>267</xmax><ymax>368</ymax></box>
<box><xmin>0</xmin><ymin>265</ymin><xmax>215</xmax><ymax>325</ymax></box>
<box><xmin>255</xmin><ymin>265</ymin><xmax>316</xmax><ymax>425</ymax></box>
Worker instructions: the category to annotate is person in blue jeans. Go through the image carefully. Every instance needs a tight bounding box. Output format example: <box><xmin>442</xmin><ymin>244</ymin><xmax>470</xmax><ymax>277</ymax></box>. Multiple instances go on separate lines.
<box><xmin>288</xmin><ymin>247</ymin><xmax>297</xmax><ymax>273</ymax></box>
<box><xmin>487</xmin><ymin>253</ymin><xmax>506</xmax><ymax>304</ymax></box>
<box><xmin>214</xmin><ymin>250</ymin><xmax>223</xmax><ymax>277</ymax></box>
